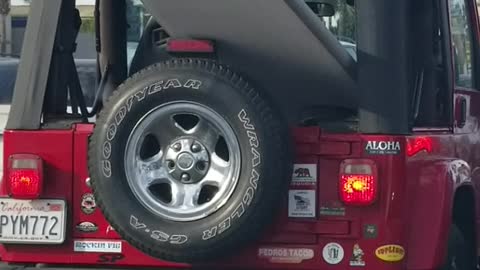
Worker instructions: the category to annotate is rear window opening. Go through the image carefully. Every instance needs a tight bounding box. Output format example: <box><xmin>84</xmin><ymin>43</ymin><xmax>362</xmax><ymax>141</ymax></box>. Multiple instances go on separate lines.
<box><xmin>410</xmin><ymin>0</ymin><xmax>451</xmax><ymax>128</ymax></box>
<box><xmin>4</xmin><ymin>0</ymin><xmax>452</xmax><ymax>135</ymax></box>
<box><xmin>299</xmin><ymin>0</ymin><xmax>359</xmax><ymax>133</ymax></box>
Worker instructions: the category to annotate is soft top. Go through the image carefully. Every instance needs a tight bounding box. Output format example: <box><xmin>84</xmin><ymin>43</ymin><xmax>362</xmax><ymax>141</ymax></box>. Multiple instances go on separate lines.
<box><xmin>142</xmin><ymin>0</ymin><xmax>358</xmax><ymax>122</ymax></box>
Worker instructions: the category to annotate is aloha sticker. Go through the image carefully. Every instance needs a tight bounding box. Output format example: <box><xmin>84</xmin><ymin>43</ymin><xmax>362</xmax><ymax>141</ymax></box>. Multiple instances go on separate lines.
<box><xmin>375</xmin><ymin>244</ymin><xmax>405</xmax><ymax>262</ymax></box>
<box><xmin>365</xmin><ymin>141</ymin><xmax>401</xmax><ymax>155</ymax></box>
<box><xmin>350</xmin><ymin>244</ymin><xmax>366</xmax><ymax>267</ymax></box>
<box><xmin>258</xmin><ymin>247</ymin><xmax>314</xmax><ymax>264</ymax></box>
<box><xmin>81</xmin><ymin>193</ymin><xmax>96</xmax><ymax>215</ymax></box>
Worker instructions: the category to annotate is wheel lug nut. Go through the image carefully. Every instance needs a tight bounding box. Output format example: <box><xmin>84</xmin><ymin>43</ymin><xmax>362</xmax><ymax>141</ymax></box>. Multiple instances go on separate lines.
<box><xmin>172</xmin><ymin>143</ymin><xmax>181</xmax><ymax>151</ymax></box>
<box><xmin>167</xmin><ymin>161</ymin><xmax>175</xmax><ymax>169</ymax></box>
<box><xmin>181</xmin><ymin>173</ymin><xmax>191</xmax><ymax>182</ymax></box>
<box><xmin>191</xmin><ymin>143</ymin><xmax>201</xmax><ymax>153</ymax></box>
<box><xmin>196</xmin><ymin>161</ymin><xmax>206</xmax><ymax>171</ymax></box>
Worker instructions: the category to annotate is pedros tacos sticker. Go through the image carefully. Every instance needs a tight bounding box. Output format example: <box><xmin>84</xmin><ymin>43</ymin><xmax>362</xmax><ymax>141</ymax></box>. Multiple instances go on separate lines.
<box><xmin>375</xmin><ymin>245</ymin><xmax>405</xmax><ymax>262</ymax></box>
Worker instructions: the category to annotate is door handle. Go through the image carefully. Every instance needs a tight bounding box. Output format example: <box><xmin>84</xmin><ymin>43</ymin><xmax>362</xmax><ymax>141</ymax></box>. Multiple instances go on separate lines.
<box><xmin>457</xmin><ymin>97</ymin><xmax>467</xmax><ymax>128</ymax></box>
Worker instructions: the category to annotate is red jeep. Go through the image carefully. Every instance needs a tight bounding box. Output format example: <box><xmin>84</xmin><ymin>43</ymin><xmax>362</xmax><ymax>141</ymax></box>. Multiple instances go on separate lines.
<box><xmin>0</xmin><ymin>0</ymin><xmax>478</xmax><ymax>269</ymax></box>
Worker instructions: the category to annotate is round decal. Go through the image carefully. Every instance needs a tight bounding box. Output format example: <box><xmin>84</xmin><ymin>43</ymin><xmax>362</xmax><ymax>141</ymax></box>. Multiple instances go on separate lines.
<box><xmin>322</xmin><ymin>242</ymin><xmax>344</xmax><ymax>265</ymax></box>
<box><xmin>375</xmin><ymin>244</ymin><xmax>405</xmax><ymax>262</ymax></box>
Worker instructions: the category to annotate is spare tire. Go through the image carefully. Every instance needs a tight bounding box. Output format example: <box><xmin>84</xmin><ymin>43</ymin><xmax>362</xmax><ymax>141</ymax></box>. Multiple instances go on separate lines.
<box><xmin>88</xmin><ymin>59</ymin><xmax>291</xmax><ymax>262</ymax></box>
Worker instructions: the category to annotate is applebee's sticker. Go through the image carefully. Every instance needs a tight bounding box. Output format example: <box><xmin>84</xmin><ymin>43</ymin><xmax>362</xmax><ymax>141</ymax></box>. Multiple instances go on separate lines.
<box><xmin>258</xmin><ymin>247</ymin><xmax>314</xmax><ymax>264</ymax></box>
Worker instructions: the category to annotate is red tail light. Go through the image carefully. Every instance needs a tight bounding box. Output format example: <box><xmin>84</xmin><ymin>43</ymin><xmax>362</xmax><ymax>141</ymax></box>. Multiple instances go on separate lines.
<box><xmin>6</xmin><ymin>154</ymin><xmax>43</xmax><ymax>199</ymax></box>
<box><xmin>407</xmin><ymin>137</ymin><xmax>433</xmax><ymax>157</ymax></box>
<box><xmin>339</xmin><ymin>159</ymin><xmax>377</xmax><ymax>206</ymax></box>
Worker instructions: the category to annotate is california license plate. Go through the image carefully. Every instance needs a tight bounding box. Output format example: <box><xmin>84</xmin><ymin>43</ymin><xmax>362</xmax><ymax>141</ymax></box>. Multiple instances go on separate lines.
<box><xmin>0</xmin><ymin>198</ymin><xmax>66</xmax><ymax>244</ymax></box>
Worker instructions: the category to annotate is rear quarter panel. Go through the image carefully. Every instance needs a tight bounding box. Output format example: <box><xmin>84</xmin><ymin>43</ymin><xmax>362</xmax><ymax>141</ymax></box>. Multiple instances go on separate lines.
<box><xmin>405</xmin><ymin>134</ymin><xmax>475</xmax><ymax>270</ymax></box>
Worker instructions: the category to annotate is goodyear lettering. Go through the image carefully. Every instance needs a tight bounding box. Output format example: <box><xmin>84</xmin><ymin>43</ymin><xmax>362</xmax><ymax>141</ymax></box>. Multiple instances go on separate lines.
<box><xmin>101</xmin><ymin>78</ymin><xmax>203</xmax><ymax>178</ymax></box>
<box><xmin>164</xmin><ymin>79</ymin><xmax>182</xmax><ymax>89</ymax></box>
<box><xmin>148</xmin><ymin>81</ymin><xmax>164</xmax><ymax>95</ymax></box>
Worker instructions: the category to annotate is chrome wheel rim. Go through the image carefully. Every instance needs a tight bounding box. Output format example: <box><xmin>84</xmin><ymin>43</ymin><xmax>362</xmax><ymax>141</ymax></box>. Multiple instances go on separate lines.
<box><xmin>124</xmin><ymin>101</ymin><xmax>241</xmax><ymax>222</ymax></box>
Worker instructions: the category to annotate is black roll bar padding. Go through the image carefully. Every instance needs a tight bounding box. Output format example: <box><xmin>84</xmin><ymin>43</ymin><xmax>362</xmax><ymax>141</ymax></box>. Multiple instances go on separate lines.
<box><xmin>43</xmin><ymin>0</ymin><xmax>78</xmax><ymax>119</ymax></box>
<box><xmin>6</xmin><ymin>0</ymin><xmax>62</xmax><ymax>130</ymax></box>
<box><xmin>87</xmin><ymin>64</ymin><xmax>110</xmax><ymax>118</ymax></box>
<box><xmin>99</xmin><ymin>0</ymin><xmax>127</xmax><ymax>104</ymax></box>
<box><xmin>68</xmin><ymin>55</ymin><xmax>89</xmax><ymax>123</ymax></box>
<box><xmin>356</xmin><ymin>0</ymin><xmax>410</xmax><ymax>134</ymax></box>
<box><xmin>95</xmin><ymin>0</ymin><xmax>101</xmax><ymax>54</ymax></box>
<box><xmin>439</xmin><ymin>0</ymin><xmax>454</xmax><ymax>125</ymax></box>
<box><xmin>65</xmin><ymin>7</ymin><xmax>89</xmax><ymax>123</ymax></box>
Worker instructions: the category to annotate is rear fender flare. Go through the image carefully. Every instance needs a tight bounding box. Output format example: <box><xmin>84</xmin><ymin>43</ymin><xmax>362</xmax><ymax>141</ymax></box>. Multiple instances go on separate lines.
<box><xmin>406</xmin><ymin>159</ymin><xmax>473</xmax><ymax>270</ymax></box>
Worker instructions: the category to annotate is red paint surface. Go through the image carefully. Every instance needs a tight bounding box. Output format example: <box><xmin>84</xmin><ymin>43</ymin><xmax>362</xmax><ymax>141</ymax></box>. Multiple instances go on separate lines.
<box><xmin>0</xmin><ymin>122</ymin><xmax>473</xmax><ymax>270</ymax></box>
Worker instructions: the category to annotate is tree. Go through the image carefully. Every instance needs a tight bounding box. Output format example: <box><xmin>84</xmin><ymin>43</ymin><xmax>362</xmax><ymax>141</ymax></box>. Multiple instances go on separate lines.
<box><xmin>335</xmin><ymin>0</ymin><xmax>356</xmax><ymax>42</ymax></box>
<box><xmin>0</xmin><ymin>0</ymin><xmax>10</xmax><ymax>15</ymax></box>
<box><xmin>0</xmin><ymin>0</ymin><xmax>10</xmax><ymax>55</ymax></box>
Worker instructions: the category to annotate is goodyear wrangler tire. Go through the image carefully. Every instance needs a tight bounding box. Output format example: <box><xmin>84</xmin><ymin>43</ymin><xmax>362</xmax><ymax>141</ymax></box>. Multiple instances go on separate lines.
<box><xmin>88</xmin><ymin>59</ymin><xmax>291</xmax><ymax>262</ymax></box>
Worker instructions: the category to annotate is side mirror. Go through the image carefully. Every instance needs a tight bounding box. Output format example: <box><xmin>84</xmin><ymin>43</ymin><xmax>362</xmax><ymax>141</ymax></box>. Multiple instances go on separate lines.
<box><xmin>306</xmin><ymin>0</ymin><xmax>336</xmax><ymax>17</ymax></box>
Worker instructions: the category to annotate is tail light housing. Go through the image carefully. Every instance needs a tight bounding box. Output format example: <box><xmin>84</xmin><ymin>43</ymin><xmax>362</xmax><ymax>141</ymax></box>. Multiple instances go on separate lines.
<box><xmin>339</xmin><ymin>159</ymin><xmax>378</xmax><ymax>206</ymax></box>
<box><xmin>407</xmin><ymin>137</ymin><xmax>433</xmax><ymax>157</ymax></box>
<box><xmin>6</xmin><ymin>154</ymin><xmax>44</xmax><ymax>199</ymax></box>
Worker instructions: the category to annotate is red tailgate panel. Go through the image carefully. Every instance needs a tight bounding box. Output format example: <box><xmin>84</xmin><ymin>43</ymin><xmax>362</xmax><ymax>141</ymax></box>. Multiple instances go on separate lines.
<box><xmin>0</xmin><ymin>125</ymin><xmax>409</xmax><ymax>270</ymax></box>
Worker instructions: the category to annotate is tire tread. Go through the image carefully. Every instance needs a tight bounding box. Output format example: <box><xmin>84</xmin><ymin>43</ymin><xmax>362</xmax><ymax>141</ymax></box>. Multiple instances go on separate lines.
<box><xmin>88</xmin><ymin>58</ymin><xmax>291</xmax><ymax>262</ymax></box>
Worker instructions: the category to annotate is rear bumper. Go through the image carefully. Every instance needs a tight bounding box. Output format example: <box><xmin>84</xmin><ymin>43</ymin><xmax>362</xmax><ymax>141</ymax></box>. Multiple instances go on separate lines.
<box><xmin>0</xmin><ymin>240</ymin><xmax>408</xmax><ymax>270</ymax></box>
<box><xmin>0</xmin><ymin>264</ymin><xmax>435</xmax><ymax>270</ymax></box>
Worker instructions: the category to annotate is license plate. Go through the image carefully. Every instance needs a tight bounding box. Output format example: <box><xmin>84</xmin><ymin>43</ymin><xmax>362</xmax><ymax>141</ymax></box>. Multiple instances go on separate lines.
<box><xmin>0</xmin><ymin>198</ymin><xmax>66</xmax><ymax>244</ymax></box>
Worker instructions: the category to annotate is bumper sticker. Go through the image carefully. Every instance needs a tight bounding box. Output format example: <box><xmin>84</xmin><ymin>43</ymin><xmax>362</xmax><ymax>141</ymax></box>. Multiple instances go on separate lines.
<box><xmin>365</xmin><ymin>141</ymin><xmax>401</xmax><ymax>155</ymax></box>
<box><xmin>74</xmin><ymin>240</ymin><xmax>122</xmax><ymax>253</ymax></box>
<box><xmin>288</xmin><ymin>190</ymin><xmax>316</xmax><ymax>218</ymax></box>
<box><xmin>76</xmin><ymin>222</ymin><xmax>98</xmax><ymax>233</ymax></box>
<box><xmin>258</xmin><ymin>247</ymin><xmax>314</xmax><ymax>264</ymax></box>
<box><xmin>319</xmin><ymin>206</ymin><xmax>346</xmax><ymax>216</ymax></box>
<box><xmin>322</xmin><ymin>242</ymin><xmax>344</xmax><ymax>265</ymax></box>
<box><xmin>291</xmin><ymin>164</ymin><xmax>317</xmax><ymax>185</ymax></box>
<box><xmin>81</xmin><ymin>193</ymin><xmax>97</xmax><ymax>215</ymax></box>
<box><xmin>375</xmin><ymin>244</ymin><xmax>405</xmax><ymax>262</ymax></box>
<box><xmin>349</xmin><ymin>244</ymin><xmax>366</xmax><ymax>267</ymax></box>
<box><xmin>363</xmin><ymin>224</ymin><xmax>378</xmax><ymax>239</ymax></box>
